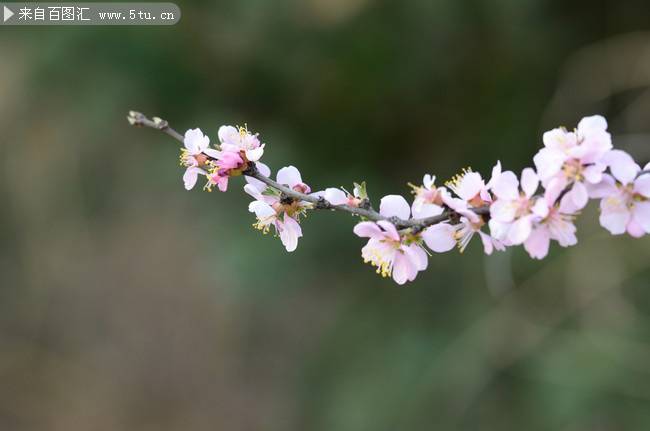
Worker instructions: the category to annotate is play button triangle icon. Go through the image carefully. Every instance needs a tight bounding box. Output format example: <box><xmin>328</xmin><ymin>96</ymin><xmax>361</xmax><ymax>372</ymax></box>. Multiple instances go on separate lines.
<box><xmin>4</xmin><ymin>6</ymin><xmax>14</xmax><ymax>22</ymax></box>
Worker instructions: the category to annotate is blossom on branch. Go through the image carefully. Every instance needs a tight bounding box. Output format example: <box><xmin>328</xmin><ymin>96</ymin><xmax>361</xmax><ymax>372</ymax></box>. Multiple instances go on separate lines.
<box><xmin>534</xmin><ymin>115</ymin><xmax>611</xmax><ymax>213</ymax></box>
<box><xmin>354</xmin><ymin>195</ymin><xmax>428</xmax><ymax>284</ymax></box>
<box><xmin>244</xmin><ymin>165</ymin><xmax>312</xmax><ymax>252</ymax></box>
<box><xmin>590</xmin><ymin>150</ymin><xmax>650</xmax><ymax>237</ymax></box>
<box><xmin>180</xmin><ymin>128</ymin><xmax>220</xmax><ymax>190</ymax></box>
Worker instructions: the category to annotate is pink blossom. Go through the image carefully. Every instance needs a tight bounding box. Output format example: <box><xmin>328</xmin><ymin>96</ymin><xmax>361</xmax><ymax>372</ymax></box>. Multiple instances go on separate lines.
<box><xmin>445</xmin><ymin>162</ymin><xmax>502</xmax><ymax>207</ymax></box>
<box><xmin>218</xmin><ymin>125</ymin><xmax>265</xmax><ymax>162</ymax></box>
<box><xmin>353</xmin><ymin>195</ymin><xmax>428</xmax><ymax>284</ymax></box>
<box><xmin>180</xmin><ymin>128</ymin><xmax>220</xmax><ymax>190</ymax></box>
<box><xmin>427</xmin><ymin>163</ymin><xmax>504</xmax><ymax>254</ymax></box>
<box><xmin>520</xmin><ymin>191</ymin><xmax>578</xmax><ymax>259</ymax></box>
<box><xmin>204</xmin><ymin>151</ymin><xmax>245</xmax><ymax>192</ymax></box>
<box><xmin>321</xmin><ymin>185</ymin><xmax>364</xmax><ymax>207</ymax></box>
<box><xmin>409</xmin><ymin>174</ymin><xmax>445</xmax><ymax>218</ymax></box>
<box><xmin>589</xmin><ymin>150</ymin><xmax>650</xmax><ymax>237</ymax></box>
<box><xmin>488</xmin><ymin>168</ymin><xmax>548</xmax><ymax>245</ymax></box>
<box><xmin>533</xmin><ymin>115</ymin><xmax>612</xmax><ymax>212</ymax></box>
<box><xmin>244</xmin><ymin>166</ymin><xmax>313</xmax><ymax>252</ymax></box>
<box><xmin>425</xmin><ymin>192</ymin><xmax>505</xmax><ymax>254</ymax></box>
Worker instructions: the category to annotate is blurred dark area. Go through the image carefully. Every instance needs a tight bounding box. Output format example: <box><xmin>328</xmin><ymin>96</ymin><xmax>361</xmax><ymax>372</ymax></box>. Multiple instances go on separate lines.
<box><xmin>2</xmin><ymin>0</ymin><xmax>650</xmax><ymax>429</ymax></box>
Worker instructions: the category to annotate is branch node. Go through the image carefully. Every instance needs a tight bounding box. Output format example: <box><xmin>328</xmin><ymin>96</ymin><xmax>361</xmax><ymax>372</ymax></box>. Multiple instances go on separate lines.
<box><xmin>315</xmin><ymin>197</ymin><xmax>332</xmax><ymax>210</ymax></box>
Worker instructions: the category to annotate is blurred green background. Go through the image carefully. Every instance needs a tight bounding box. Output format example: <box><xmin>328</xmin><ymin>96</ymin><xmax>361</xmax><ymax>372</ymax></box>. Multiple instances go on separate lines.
<box><xmin>2</xmin><ymin>0</ymin><xmax>650</xmax><ymax>429</ymax></box>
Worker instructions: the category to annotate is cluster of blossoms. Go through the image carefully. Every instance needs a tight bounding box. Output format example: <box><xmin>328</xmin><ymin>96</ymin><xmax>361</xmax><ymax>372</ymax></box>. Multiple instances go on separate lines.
<box><xmin>169</xmin><ymin>114</ymin><xmax>650</xmax><ymax>285</ymax></box>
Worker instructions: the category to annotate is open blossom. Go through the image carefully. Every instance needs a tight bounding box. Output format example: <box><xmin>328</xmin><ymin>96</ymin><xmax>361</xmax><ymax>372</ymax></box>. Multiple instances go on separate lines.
<box><xmin>244</xmin><ymin>166</ymin><xmax>312</xmax><ymax>252</ymax></box>
<box><xmin>429</xmin><ymin>163</ymin><xmax>504</xmax><ymax>254</ymax></box>
<box><xmin>218</xmin><ymin>125</ymin><xmax>265</xmax><ymax>162</ymax></box>
<box><xmin>488</xmin><ymin>168</ymin><xmax>549</xmax><ymax>245</ymax></box>
<box><xmin>523</xmin><ymin>193</ymin><xmax>578</xmax><ymax>259</ymax></box>
<box><xmin>534</xmin><ymin>115</ymin><xmax>612</xmax><ymax>212</ymax></box>
<box><xmin>589</xmin><ymin>150</ymin><xmax>650</xmax><ymax>237</ymax></box>
<box><xmin>204</xmin><ymin>150</ymin><xmax>245</xmax><ymax>192</ymax></box>
<box><xmin>409</xmin><ymin>174</ymin><xmax>445</xmax><ymax>218</ymax></box>
<box><xmin>353</xmin><ymin>195</ymin><xmax>428</xmax><ymax>285</ymax></box>
<box><xmin>180</xmin><ymin>128</ymin><xmax>220</xmax><ymax>190</ymax></box>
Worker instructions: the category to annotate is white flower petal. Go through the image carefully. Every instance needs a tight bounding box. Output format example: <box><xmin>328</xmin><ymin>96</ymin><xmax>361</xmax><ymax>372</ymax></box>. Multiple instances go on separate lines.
<box><xmin>245</xmin><ymin>146</ymin><xmax>264</xmax><ymax>162</ymax></box>
<box><xmin>279</xmin><ymin>215</ymin><xmax>302</xmax><ymax>252</ymax></box>
<box><xmin>324</xmin><ymin>188</ymin><xmax>348</xmax><ymax>205</ymax></box>
<box><xmin>422</xmin><ymin>223</ymin><xmax>456</xmax><ymax>253</ymax></box>
<box><xmin>507</xmin><ymin>216</ymin><xmax>533</xmax><ymax>245</ymax></box>
<box><xmin>599</xmin><ymin>194</ymin><xmax>631</xmax><ymax>235</ymax></box>
<box><xmin>183</xmin><ymin>166</ymin><xmax>204</xmax><ymax>190</ymax></box>
<box><xmin>412</xmin><ymin>202</ymin><xmax>443</xmax><ymax>219</ymax></box>
<box><xmin>491</xmin><ymin>171</ymin><xmax>519</xmax><ymax>201</ymax></box>
<box><xmin>634</xmin><ymin>174</ymin><xmax>650</xmax><ymax>198</ymax></box>
<box><xmin>218</xmin><ymin>125</ymin><xmax>239</xmax><ymax>146</ymax></box>
<box><xmin>605</xmin><ymin>149</ymin><xmax>640</xmax><ymax>185</ymax></box>
<box><xmin>524</xmin><ymin>227</ymin><xmax>551</xmax><ymax>259</ymax></box>
<box><xmin>520</xmin><ymin>168</ymin><xmax>539</xmax><ymax>198</ymax></box>
<box><xmin>276</xmin><ymin>166</ymin><xmax>303</xmax><ymax>188</ymax></box>
<box><xmin>379</xmin><ymin>195</ymin><xmax>411</xmax><ymax>220</ymax></box>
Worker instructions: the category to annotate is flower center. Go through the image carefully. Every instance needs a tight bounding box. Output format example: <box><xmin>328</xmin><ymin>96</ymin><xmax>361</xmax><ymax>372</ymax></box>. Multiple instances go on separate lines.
<box><xmin>562</xmin><ymin>158</ymin><xmax>584</xmax><ymax>181</ymax></box>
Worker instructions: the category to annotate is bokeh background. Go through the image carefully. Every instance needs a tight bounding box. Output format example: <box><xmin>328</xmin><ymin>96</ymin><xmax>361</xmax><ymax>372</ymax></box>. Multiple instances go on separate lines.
<box><xmin>2</xmin><ymin>0</ymin><xmax>650</xmax><ymax>429</ymax></box>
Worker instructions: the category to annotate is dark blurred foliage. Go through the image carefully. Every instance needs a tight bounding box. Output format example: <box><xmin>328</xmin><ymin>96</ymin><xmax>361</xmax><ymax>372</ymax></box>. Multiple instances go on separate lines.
<box><xmin>2</xmin><ymin>0</ymin><xmax>650</xmax><ymax>429</ymax></box>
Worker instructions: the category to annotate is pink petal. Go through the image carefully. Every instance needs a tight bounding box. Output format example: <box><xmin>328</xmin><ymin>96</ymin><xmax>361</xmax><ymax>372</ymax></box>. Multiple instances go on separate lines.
<box><xmin>377</xmin><ymin>220</ymin><xmax>401</xmax><ymax>242</ymax></box>
<box><xmin>422</xmin><ymin>223</ymin><xmax>456</xmax><ymax>253</ymax></box>
<box><xmin>391</xmin><ymin>251</ymin><xmax>415</xmax><ymax>285</ymax></box>
<box><xmin>633</xmin><ymin>174</ymin><xmax>650</xmax><ymax>198</ymax></box>
<box><xmin>490</xmin><ymin>198</ymin><xmax>517</xmax><ymax>223</ymax></box>
<box><xmin>488</xmin><ymin>219</ymin><xmax>509</xmax><ymax>242</ymax></box>
<box><xmin>586</xmin><ymin>174</ymin><xmax>617</xmax><ymax>199</ymax></box>
<box><xmin>203</xmin><ymin>148</ymin><xmax>221</xmax><ymax>159</ymax></box>
<box><xmin>455</xmin><ymin>172</ymin><xmax>485</xmax><ymax>201</ymax></box>
<box><xmin>544</xmin><ymin>176</ymin><xmax>568</xmax><ymax>205</ymax></box>
<box><xmin>491</xmin><ymin>171</ymin><xmax>519</xmax><ymax>201</ymax></box>
<box><xmin>276</xmin><ymin>166</ymin><xmax>303</xmax><ymax>188</ymax></box>
<box><xmin>486</xmin><ymin>160</ymin><xmax>503</xmax><ymax>189</ymax></box>
<box><xmin>582</xmin><ymin>163</ymin><xmax>605</xmax><ymax>184</ymax></box>
<box><xmin>324</xmin><ymin>188</ymin><xmax>348</xmax><ymax>205</ymax></box>
<box><xmin>524</xmin><ymin>227</ymin><xmax>551</xmax><ymax>259</ymax></box>
<box><xmin>353</xmin><ymin>221</ymin><xmax>382</xmax><ymax>239</ymax></box>
<box><xmin>404</xmin><ymin>244</ymin><xmax>428</xmax><ymax>271</ymax></box>
<box><xmin>626</xmin><ymin>218</ymin><xmax>646</xmax><ymax>238</ymax></box>
<box><xmin>531</xmin><ymin>198</ymin><xmax>550</xmax><ymax>219</ymax></box>
<box><xmin>605</xmin><ymin>149</ymin><xmax>640</xmax><ymax>185</ymax></box>
<box><xmin>245</xmin><ymin>147</ymin><xmax>264</xmax><ymax>162</ymax></box>
<box><xmin>507</xmin><ymin>216</ymin><xmax>533</xmax><ymax>245</ymax></box>
<box><xmin>559</xmin><ymin>182</ymin><xmax>588</xmax><ymax>213</ymax></box>
<box><xmin>534</xmin><ymin>147</ymin><xmax>565</xmax><ymax>181</ymax></box>
<box><xmin>244</xmin><ymin>183</ymin><xmax>265</xmax><ymax>200</ymax></box>
<box><xmin>543</xmin><ymin>127</ymin><xmax>576</xmax><ymax>151</ymax></box>
<box><xmin>218</xmin><ymin>125</ymin><xmax>239</xmax><ymax>146</ymax></box>
<box><xmin>478</xmin><ymin>231</ymin><xmax>495</xmax><ymax>255</ymax></box>
<box><xmin>183</xmin><ymin>166</ymin><xmax>201</xmax><ymax>190</ymax></box>
<box><xmin>217</xmin><ymin>176</ymin><xmax>229</xmax><ymax>192</ymax></box>
<box><xmin>279</xmin><ymin>215</ymin><xmax>302</xmax><ymax>252</ymax></box>
<box><xmin>632</xmin><ymin>201</ymin><xmax>650</xmax><ymax>234</ymax></box>
<box><xmin>599</xmin><ymin>195</ymin><xmax>631</xmax><ymax>235</ymax></box>
<box><xmin>577</xmin><ymin>115</ymin><xmax>608</xmax><ymax>134</ymax></box>
<box><xmin>379</xmin><ymin>195</ymin><xmax>411</xmax><ymax>220</ymax></box>
<box><xmin>411</xmin><ymin>202</ymin><xmax>444</xmax><ymax>219</ymax></box>
<box><xmin>248</xmin><ymin>200</ymin><xmax>276</xmax><ymax>219</ymax></box>
<box><xmin>423</xmin><ymin>174</ymin><xmax>436</xmax><ymax>189</ymax></box>
<box><xmin>520</xmin><ymin>168</ymin><xmax>539</xmax><ymax>198</ymax></box>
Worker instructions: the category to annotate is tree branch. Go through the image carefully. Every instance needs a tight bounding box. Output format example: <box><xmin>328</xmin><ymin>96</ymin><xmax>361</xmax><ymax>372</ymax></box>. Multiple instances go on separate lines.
<box><xmin>127</xmin><ymin>111</ymin><xmax>489</xmax><ymax>230</ymax></box>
